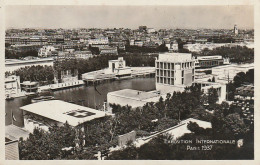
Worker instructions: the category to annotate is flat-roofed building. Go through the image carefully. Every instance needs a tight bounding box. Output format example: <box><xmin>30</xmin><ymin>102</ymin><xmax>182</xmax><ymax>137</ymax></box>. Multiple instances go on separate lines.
<box><xmin>155</xmin><ymin>52</ymin><xmax>195</xmax><ymax>93</ymax></box>
<box><xmin>107</xmin><ymin>89</ymin><xmax>161</xmax><ymax>109</ymax></box>
<box><xmin>21</xmin><ymin>100</ymin><xmax>111</xmax><ymax>133</ymax></box>
<box><xmin>5</xmin><ymin>75</ymin><xmax>21</xmax><ymax>99</ymax></box>
<box><xmin>105</xmin><ymin>57</ymin><xmax>132</xmax><ymax>78</ymax></box>
<box><xmin>212</xmin><ymin>63</ymin><xmax>254</xmax><ymax>84</ymax></box>
<box><xmin>194</xmin><ymin>55</ymin><xmax>230</xmax><ymax>68</ymax></box>
<box><xmin>5</xmin><ymin>136</ymin><xmax>19</xmax><ymax>160</ymax></box>
<box><xmin>5</xmin><ymin>58</ymin><xmax>54</xmax><ymax>72</ymax></box>
<box><xmin>88</xmin><ymin>37</ymin><xmax>109</xmax><ymax>45</ymax></box>
<box><xmin>194</xmin><ymin>80</ymin><xmax>227</xmax><ymax>103</ymax></box>
<box><xmin>21</xmin><ymin>81</ymin><xmax>39</xmax><ymax>95</ymax></box>
<box><xmin>99</xmin><ymin>46</ymin><xmax>118</xmax><ymax>55</ymax></box>
<box><xmin>38</xmin><ymin>45</ymin><xmax>57</xmax><ymax>57</ymax></box>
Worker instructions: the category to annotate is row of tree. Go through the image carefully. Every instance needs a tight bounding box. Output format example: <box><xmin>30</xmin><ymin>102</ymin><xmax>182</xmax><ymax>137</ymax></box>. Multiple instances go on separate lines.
<box><xmin>5</xmin><ymin>49</ymin><xmax>38</xmax><ymax>59</ymax></box>
<box><xmin>194</xmin><ymin>46</ymin><xmax>254</xmax><ymax>63</ymax></box>
<box><xmin>5</xmin><ymin>65</ymin><xmax>54</xmax><ymax>85</ymax></box>
<box><xmin>107</xmin><ymin>103</ymin><xmax>253</xmax><ymax>160</ymax></box>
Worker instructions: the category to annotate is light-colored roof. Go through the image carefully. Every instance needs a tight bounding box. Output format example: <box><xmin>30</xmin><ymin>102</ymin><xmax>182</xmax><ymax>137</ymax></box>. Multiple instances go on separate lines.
<box><xmin>5</xmin><ymin>58</ymin><xmax>54</xmax><ymax>65</ymax></box>
<box><xmin>20</xmin><ymin>100</ymin><xmax>108</xmax><ymax>126</ymax></box>
<box><xmin>108</xmin><ymin>89</ymin><xmax>159</xmax><ymax>101</ymax></box>
<box><xmin>5</xmin><ymin>125</ymin><xmax>30</xmax><ymax>140</ymax></box>
<box><xmin>157</xmin><ymin>52</ymin><xmax>193</xmax><ymax>63</ymax></box>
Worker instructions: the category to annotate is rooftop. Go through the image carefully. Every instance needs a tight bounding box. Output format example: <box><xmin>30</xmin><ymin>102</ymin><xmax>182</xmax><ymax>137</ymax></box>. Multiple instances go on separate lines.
<box><xmin>20</xmin><ymin>100</ymin><xmax>108</xmax><ymax>126</ymax></box>
<box><xmin>5</xmin><ymin>58</ymin><xmax>54</xmax><ymax>65</ymax></box>
<box><xmin>5</xmin><ymin>125</ymin><xmax>30</xmax><ymax>140</ymax></box>
<box><xmin>108</xmin><ymin>89</ymin><xmax>159</xmax><ymax>101</ymax></box>
<box><xmin>157</xmin><ymin>52</ymin><xmax>193</xmax><ymax>63</ymax></box>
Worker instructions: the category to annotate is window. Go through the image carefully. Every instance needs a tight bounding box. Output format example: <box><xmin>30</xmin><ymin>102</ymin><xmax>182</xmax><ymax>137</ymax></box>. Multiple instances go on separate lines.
<box><xmin>171</xmin><ymin>63</ymin><xmax>174</xmax><ymax>70</ymax></box>
<box><xmin>160</xmin><ymin>70</ymin><xmax>163</xmax><ymax>76</ymax></box>
<box><xmin>171</xmin><ymin>71</ymin><xmax>174</xmax><ymax>77</ymax></box>
<box><xmin>168</xmin><ymin>63</ymin><xmax>170</xmax><ymax>69</ymax></box>
<box><xmin>182</xmin><ymin>78</ymin><xmax>184</xmax><ymax>84</ymax></box>
<box><xmin>160</xmin><ymin>77</ymin><xmax>163</xmax><ymax>83</ymax></box>
<box><xmin>182</xmin><ymin>70</ymin><xmax>184</xmax><ymax>77</ymax></box>
<box><xmin>171</xmin><ymin>78</ymin><xmax>174</xmax><ymax>85</ymax></box>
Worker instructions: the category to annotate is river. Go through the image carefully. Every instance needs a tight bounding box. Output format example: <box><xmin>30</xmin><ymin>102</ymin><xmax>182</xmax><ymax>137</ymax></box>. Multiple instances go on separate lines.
<box><xmin>5</xmin><ymin>77</ymin><xmax>156</xmax><ymax>127</ymax></box>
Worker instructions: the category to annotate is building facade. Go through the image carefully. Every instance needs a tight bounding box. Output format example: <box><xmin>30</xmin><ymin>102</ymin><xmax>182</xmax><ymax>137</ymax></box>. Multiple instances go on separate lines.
<box><xmin>155</xmin><ymin>52</ymin><xmax>195</xmax><ymax>93</ymax></box>
<box><xmin>5</xmin><ymin>75</ymin><xmax>21</xmax><ymax>99</ymax></box>
<box><xmin>194</xmin><ymin>55</ymin><xmax>230</xmax><ymax>68</ymax></box>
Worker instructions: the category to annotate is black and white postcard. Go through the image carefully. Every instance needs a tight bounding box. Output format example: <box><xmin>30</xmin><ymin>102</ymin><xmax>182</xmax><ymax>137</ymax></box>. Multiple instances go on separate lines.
<box><xmin>1</xmin><ymin>0</ymin><xmax>259</xmax><ymax>164</ymax></box>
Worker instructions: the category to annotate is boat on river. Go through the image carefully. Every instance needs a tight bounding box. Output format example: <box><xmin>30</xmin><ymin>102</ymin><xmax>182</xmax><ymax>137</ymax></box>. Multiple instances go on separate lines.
<box><xmin>31</xmin><ymin>96</ymin><xmax>55</xmax><ymax>103</ymax></box>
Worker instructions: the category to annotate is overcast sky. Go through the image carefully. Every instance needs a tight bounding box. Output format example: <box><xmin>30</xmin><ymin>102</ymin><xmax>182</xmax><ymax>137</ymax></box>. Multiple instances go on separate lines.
<box><xmin>5</xmin><ymin>5</ymin><xmax>254</xmax><ymax>29</ymax></box>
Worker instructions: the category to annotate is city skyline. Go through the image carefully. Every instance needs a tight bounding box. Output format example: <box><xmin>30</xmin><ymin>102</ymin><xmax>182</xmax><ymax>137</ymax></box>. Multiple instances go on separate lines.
<box><xmin>6</xmin><ymin>5</ymin><xmax>254</xmax><ymax>29</ymax></box>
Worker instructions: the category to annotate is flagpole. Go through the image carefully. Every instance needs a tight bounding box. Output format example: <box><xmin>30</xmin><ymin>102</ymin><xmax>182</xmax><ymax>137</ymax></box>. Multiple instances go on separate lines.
<box><xmin>11</xmin><ymin>109</ymin><xmax>13</xmax><ymax>125</ymax></box>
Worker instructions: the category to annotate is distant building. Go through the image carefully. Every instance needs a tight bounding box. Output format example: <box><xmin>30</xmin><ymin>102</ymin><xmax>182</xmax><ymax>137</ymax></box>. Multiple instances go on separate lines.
<box><xmin>99</xmin><ymin>46</ymin><xmax>118</xmax><ymax>55</ymax></box>
<box><xmin>134</xmin><ymin>40</ymin><xmax>144</xmax><ymax>47</ymax></box>
<box><xmin>54</xmin><ymin>68</ymin><xmax>79</xmax><ymax>83</ymax></box>
<box><xmin>139</xmin><ymin>26</ymin><xmax>147</xmax><ymax>32</ymax></box>
<box><xmin>5</xmin><ymin>58</ymin><xmax>54</xmax><ymax>72</ymax></box>
<box><xmin>5</xmin><ymin>36</ymin><xmax>48</xmax><ymax>45</ymax></box>
<box><xmin>105</xmin><ymin>57</ymin><xmax>132</xmax><ymax>78</ymax></box>
<box><xmin>21</xmin><ymin>81</ymin><xmax>39</xmax><ymax>95</ymax></box>
<box><xmin>88</xmin><ymin>37</ymin><xmax>109</xmax><ymax>45</ymax></box>
<box><xmin>234</xmin><ymin>24</ymin><xmax>239</xmax><ymax>35</ymax></box>
<box><xmin>166</xmin><ymin>42</ymin><xmax>178</xmax><ymax>51</ymax></box>
<box><xmin>233</xmin><ymin>85</ymin><xmax>254</xmax><ymax>125</ymax></box>
<box><xmin>147</xmin><ymin>28</ymin><xmax>156</xmax><ymax>33</ymax></box>
<box><xmin>194</xmin><ymin>55</ymin><xmax>230</xmax><ymax>68</ymax></box>
<box><xmin>5</xmin><ymin>75</ymin><xmax>21</xmax><ymax>99</ymax></box>
<box><xmin>74</xmin><ymin>50</ymin><xmax>93</xmax><ymax>59</ymax></box>
<box><xmin>38</xmin><ymin>46</ymin><xmax>57</xmax><ymax>57</ymax></box>
<box><xmin>155</xmin><ymin>52</ymin><xmax>195</xmax><ymax>93</ymax></box>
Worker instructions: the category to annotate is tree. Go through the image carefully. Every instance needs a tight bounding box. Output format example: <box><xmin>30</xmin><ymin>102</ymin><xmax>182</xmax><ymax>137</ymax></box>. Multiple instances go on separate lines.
<box><xmin>233</xmin><ymin>72</ymin><xmax>247</xmax><ymax>87</ymax></box>
<box><xmin>207</xmin><ymin>87</ymin><xmax>219</xmax><ymax>108</ymax></box>
<box><xmin>188</xmin><ymin>106</ymin><xmax>213</xmax><ymax>122</ymax></box>
<box><xmin>212</xmin><ymin>76</ymin><xmax>216</xmax><ymax>82</ymax></box>
<box><xmin>155</xmin><ymin>118</ymin><xmax>178</xmax><ymax>132</ymax></box>
<box><xmin>222</xmin><ymin>113</ymin><xmax>249</xmax><ymax>139</ymax></box>
<box><xmin>19</xmin><ymin>123</ymin><xmax>78</xmax><ymax>160</ymax></box>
